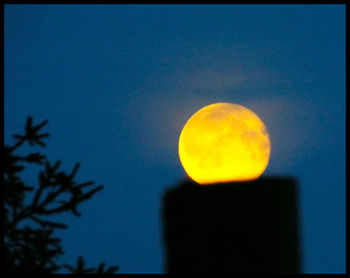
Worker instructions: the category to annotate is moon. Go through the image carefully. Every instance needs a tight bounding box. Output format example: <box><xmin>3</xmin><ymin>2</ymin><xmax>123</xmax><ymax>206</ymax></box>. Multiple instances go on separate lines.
<box><xmin>178</xmin><ymin>103</ymin><xmax>271</xmax><ymax>185</ymax></box>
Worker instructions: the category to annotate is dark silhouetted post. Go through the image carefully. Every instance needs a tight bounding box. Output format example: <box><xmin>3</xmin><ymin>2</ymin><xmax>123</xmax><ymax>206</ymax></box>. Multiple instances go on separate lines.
<box><xmin>162</xmin><ymin>177</ymin><xmax>301</xmax><ymax>274</ymax></box>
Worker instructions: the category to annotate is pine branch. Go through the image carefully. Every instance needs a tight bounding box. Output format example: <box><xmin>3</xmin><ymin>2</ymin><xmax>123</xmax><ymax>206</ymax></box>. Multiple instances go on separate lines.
<box><xmin>5</xmin><ymin>117</ymin><xmax>118</xmax><ymax>273</ymax></box>
<box><xmin>29</xmin><ymin>215</ymin><xmax>68</xmax><ymax>229</ymax></box>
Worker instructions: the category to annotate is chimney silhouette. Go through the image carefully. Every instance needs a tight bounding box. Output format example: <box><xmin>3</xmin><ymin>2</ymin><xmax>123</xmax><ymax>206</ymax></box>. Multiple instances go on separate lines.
<box><xmin>162</xmin><ymin>177</ymin><xmax>301</xmax><ymax>274</ymax></box>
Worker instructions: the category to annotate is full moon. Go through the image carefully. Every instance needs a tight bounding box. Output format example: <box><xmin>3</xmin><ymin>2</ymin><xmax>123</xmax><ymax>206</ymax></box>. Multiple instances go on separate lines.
<box><xmin>178</xmin><ymin>103</ymin><xmax>271</xmax><ymax>185</ymax></box>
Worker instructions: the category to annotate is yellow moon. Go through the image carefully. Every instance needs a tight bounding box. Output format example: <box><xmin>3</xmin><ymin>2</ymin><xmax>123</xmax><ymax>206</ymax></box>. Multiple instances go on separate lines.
<box><xmin>178</xmin><ymin>103</ymin><xmax>271</xmax><ymax>185</ymax></box>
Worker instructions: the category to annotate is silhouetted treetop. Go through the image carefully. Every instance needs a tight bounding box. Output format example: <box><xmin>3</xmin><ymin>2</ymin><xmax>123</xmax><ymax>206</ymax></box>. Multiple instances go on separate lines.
<box><xmin>4</xmin><ymin>117</ymin><xmax>119</xmax><ymax>274</ymax></box>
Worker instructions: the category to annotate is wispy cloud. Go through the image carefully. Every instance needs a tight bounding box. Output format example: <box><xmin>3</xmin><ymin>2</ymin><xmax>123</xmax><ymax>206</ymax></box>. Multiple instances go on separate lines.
<box><xmin>183</xmin><ymin>70</ymin><xmax>249</xmax><ymax>91</ymax></box>
<box><xmin>127</xmin><ymin>44</ymin><xmax>316</xmax><ymax>173</ymax></box>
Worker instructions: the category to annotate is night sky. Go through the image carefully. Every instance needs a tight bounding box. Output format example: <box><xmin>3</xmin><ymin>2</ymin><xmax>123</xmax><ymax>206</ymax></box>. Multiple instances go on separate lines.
<box><xmin>4</xmin><ymin>4</ymin><xmax>345</xmax><ymax>273</ymax></box>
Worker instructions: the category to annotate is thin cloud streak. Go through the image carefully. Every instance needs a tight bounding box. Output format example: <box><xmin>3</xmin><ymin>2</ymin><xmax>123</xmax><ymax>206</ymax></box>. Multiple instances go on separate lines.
<box><xmin>131</xmin><ymin>62</ymin><xmax>325</xmax><ymax>176</ymax></box>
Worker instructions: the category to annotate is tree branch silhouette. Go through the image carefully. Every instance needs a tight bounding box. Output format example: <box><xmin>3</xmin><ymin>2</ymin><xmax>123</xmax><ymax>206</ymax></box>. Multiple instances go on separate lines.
<box><xmin>4</xmin><ymin>117</ymin><xmax>119</xmax><ymax>274</ymax></box>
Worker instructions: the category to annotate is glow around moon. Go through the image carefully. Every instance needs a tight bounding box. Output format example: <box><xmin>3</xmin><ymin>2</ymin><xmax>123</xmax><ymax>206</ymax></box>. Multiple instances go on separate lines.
<box><xmin>178</xmin><ymin>103</ymin><xmax>271</xmax><ymax>185</ymax></box>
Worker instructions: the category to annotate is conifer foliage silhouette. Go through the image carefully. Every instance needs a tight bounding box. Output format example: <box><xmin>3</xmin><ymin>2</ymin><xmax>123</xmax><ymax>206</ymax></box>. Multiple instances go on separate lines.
<box><xmin>4</xmin><ymin>117</ymin><xmax>119</xmax><ymax>274</ymax></box>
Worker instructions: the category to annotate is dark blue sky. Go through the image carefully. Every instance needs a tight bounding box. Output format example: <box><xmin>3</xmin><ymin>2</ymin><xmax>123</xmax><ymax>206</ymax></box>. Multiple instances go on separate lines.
<box><xmin>5</xmin><ymin>4</ymin><xmax>345</xmax><ymax>273</ymax></box>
